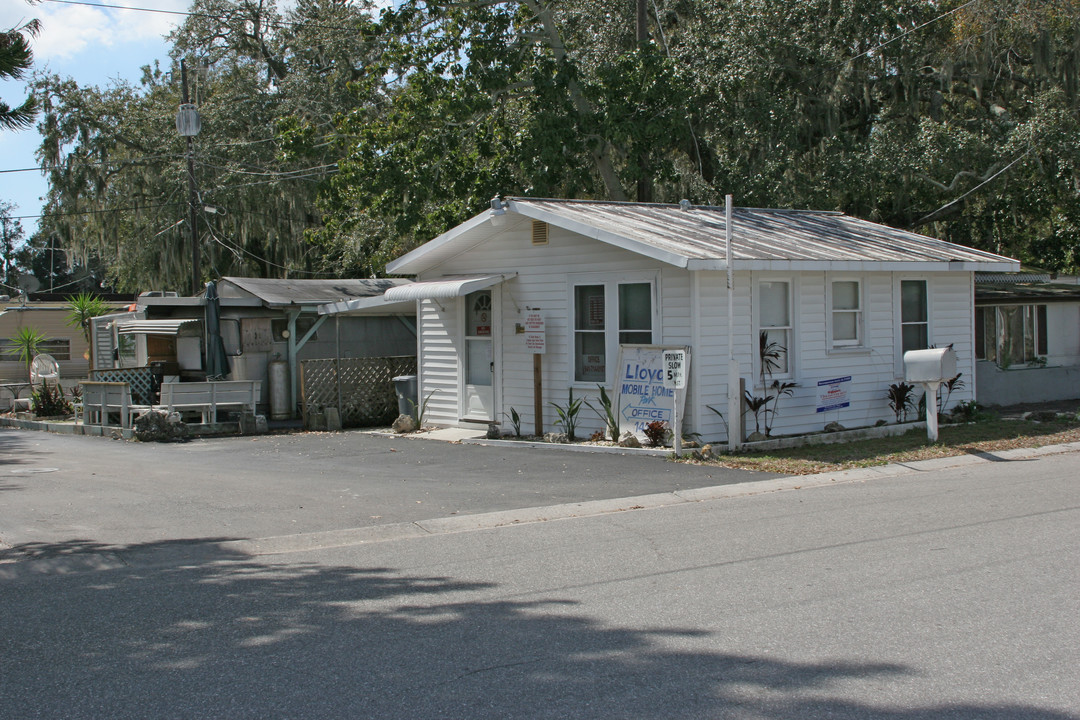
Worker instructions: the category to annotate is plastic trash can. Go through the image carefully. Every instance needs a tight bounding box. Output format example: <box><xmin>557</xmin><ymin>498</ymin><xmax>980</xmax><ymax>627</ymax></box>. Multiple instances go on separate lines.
<box><xmin>392</xmin><ymin>375</ymin><xmax>418</xmax><ymax>417</ymax></box>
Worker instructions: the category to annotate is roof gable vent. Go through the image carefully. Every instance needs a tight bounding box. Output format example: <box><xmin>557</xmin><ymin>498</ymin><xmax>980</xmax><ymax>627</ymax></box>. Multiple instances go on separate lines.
<box><xmin>531</xmin><ymin>220</ymin><xmax>549</xmax><ymax>246</ymax></box>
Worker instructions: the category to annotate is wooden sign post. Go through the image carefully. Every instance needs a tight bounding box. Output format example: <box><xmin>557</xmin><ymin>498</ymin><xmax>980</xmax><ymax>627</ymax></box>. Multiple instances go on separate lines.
<box><xmin>525</xmin><ymin>311</ymin><xmax>546</xmax><ymax>436</ymax></box>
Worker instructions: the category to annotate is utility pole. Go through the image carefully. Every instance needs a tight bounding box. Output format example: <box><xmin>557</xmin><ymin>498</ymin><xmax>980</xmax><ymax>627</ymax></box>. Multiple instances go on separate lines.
<box><xmin>177</xmin><ymin>59</ymin><xmax>202</xmax><ymax>296</ymax></box>
<box><xmin>635</xmin><ymin>0</ymin><xmax>652</xmax><ymax>203</ymax></box>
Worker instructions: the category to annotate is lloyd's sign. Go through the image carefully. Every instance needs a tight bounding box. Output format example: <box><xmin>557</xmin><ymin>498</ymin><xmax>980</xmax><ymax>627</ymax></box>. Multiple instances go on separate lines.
<box><xmin>615</xmin><ymin>344</ymin><xmax>691</xmax><ymax>440</ymax></box>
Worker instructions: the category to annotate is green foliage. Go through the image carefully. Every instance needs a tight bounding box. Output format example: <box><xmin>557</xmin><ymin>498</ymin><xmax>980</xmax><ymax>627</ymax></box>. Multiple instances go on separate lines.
<box><xmin>642</xmin><ymin>420</ymin><xmax>668</xmax><ymax>448</ymax></box>
<box><xmin>0</xmin><ymin>20</ymin><xmax>39</xmax><ymax>130</ymax></box>
<box><xmin>31</xmin><ymin>379</ymin><xmax>72</xmax><ymax>417</ymax></box>
<box><xmin>4</xmin><ymin>326</ymin><xmax>48</xmax><ymax>383</ymax></box>
<box><xmin>550</xmin><ymin>388</ymin><xmax>584</xmax><ymax>441</ymax></box>
<box><xmin>502</xmin><ymin>407</ymin><xmax>523</xmax><ymax>438</ymax></box>
<box><xmin>585</xmin><ymin>385</ymin><xmax>619</xmax><ymax>441</ymax></box>
<box><xmin>887</xmin><ymin>382</ymin><xmax>917</xmax><ymax>423</ymax></box>
<box><xmin>65</xmin><ymin>292</ymin><xmax>112</xmax><ymax>344</ymax></box>
<box><xmin>950</xmin><ymin>400</ymin><xmax>992</xmax><ymax>424</ymax></box>
<box><xmin>940</xmin><ymin>373</ymin><xmax>965</xmax><ymax>413</ymax></box>
<box><xmin>407</xmin><ymin>389</ymin><xmax>437</xmax><ymax>427</ymax></box>
<box><xmin>25</xmin><ymin>0</ymin><xmax>1080</xmax><ymax>285</ymax></box>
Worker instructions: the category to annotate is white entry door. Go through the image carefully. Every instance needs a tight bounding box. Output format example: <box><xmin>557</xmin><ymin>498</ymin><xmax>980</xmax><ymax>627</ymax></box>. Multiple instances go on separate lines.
<box><xmin>462</xmin><ymin>289</ymin><xmax>495</xmax><ymax>421</ymax></box>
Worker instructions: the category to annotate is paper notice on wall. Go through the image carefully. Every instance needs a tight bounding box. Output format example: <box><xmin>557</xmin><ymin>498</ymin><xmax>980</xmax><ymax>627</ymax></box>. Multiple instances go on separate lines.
<box><xmin>816</xmin><ymin>376</ymin><xmax>851</xmax><ymax>413</ymax></box>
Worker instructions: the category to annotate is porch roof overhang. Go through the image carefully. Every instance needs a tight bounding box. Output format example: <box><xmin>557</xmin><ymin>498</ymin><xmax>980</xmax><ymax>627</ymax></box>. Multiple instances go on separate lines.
<box><xmin>318</xmin><ymin>273</ymin><xmax>516</xmax><ymax>316</ymax></box>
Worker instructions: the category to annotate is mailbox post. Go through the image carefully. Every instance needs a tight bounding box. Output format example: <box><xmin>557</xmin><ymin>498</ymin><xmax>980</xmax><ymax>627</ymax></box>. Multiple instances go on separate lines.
<box><xmin>903</xmin><ymin>347</ymin><xmax>957</xmax><ymax>442</ymax></box>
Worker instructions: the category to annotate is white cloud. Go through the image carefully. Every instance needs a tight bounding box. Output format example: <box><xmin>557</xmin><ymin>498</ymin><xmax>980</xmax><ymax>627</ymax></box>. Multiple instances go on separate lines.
<box><xmin>3</xmin><ymin>0</ymin><xmax>187</xmax><ymax>63</ymax></box>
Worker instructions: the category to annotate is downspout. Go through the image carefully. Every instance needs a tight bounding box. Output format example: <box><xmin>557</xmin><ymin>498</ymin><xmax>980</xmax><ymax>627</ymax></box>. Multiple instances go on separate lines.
<box><xmin>726</xmin><ymin>195</ymin><xmax>743</xmax><ymax>449</ymax></box>
<box><xmin>690</xmin><ymin>268</ymin><xmax>702</xmax><ymax>437</ymax></box>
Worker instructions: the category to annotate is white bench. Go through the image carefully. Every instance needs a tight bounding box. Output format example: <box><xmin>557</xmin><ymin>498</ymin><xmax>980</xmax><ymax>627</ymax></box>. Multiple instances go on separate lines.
<box><xmin>80</xmin><ymin>381</ymin><xmax>139</xmax><ymax>428</ymax></box>
<box><xmin>158</xmin><ymin>380</ymin><xmax>261</xmax><ymax>423</ymax></box>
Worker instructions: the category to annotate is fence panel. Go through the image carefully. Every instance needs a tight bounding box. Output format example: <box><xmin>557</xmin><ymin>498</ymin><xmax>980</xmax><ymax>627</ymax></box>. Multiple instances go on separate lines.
<box><xmin>301</xmin><ymin>356</ymin><xmax>417</xmax><ymax>427</ymax></box>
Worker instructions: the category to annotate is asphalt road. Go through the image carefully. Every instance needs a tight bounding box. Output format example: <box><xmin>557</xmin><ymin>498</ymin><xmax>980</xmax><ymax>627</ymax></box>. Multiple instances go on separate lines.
<box><xmin>0</xmin><ymin>428</ymin><xmax>1077</xmax><ymax>719</ymax></box>
<box><xmin>0</xmin><ymin>427</ymin><xmax>774</xmax><ymax>547</ymax></box>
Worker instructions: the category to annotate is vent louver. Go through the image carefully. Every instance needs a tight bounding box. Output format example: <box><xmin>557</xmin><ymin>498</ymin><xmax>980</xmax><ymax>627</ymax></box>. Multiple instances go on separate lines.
<box><xmin>531</xmin><ymin>220</ymin><xmax>549</xmax><ymax>245</ymax></box>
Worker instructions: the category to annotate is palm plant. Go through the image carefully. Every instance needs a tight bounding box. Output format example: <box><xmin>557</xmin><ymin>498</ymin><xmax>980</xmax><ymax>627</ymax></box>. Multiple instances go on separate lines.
<box><xmin>887</xmin><ymin>382</ymin><xmax>916</xmax><ymax>423</ymax></box>
<box><xmin>5</xmin><ymin>326</ymin><xmax>48</xmax><ymax>383</ymax></box>
<box><xmin>65</xmin><ymin>292</ymin><xmax>112</xmax><ymax>344</ymax></box>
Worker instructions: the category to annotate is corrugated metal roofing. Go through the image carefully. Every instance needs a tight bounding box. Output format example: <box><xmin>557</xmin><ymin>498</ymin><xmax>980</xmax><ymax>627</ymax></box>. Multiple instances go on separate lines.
<box><xmin>511</xmin><ymin>198</ymin><xmax>1016</xmax><ymax>267</ymax></box>
<box><xmin>220</xmin><ymin>277</ymin><xmax>413</xmax><ymax>306</ymax></box>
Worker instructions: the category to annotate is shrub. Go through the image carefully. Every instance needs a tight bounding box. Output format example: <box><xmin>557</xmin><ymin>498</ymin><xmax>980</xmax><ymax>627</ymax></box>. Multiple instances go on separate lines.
<box><xmin>643</xmin><ymin>420</ymin><xmax>668</xmax><ymax>447</ymax></box>
<box><xmin>585</xmin><ymin>385</ymin><xmax>619</xmax><ymax>441</ymax></box>
<box><xmin>550</xmin><ymin>388</ymin><xmax>584</xmax><ymax>440</ymax></box>
<box><xmin>31</xmin><ymin>379</ymin><xmax>72</xmax><ymax>417</ymax></box>
<box><xmin>887</xmin><ymin>382</ymin><xmax>916</xmax><ymax>423</ymax></box>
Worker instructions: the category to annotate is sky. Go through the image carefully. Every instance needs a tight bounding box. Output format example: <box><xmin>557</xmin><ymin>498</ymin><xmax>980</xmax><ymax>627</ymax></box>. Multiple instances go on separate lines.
<box><xmin>1</xmin><ymin>0</ymin><xmax>188</xmax><ymax>238</ymax></box>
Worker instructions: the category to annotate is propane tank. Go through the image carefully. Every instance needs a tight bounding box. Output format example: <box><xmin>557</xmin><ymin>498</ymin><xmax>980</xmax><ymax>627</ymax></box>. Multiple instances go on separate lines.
<box><xmin>269</xmin><ymin>358</ymin><xmax>290</xmax><ymax>420</ymax></box>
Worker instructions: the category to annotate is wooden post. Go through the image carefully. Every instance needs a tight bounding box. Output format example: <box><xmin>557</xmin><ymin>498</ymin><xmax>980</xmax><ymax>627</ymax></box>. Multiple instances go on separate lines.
<box><xmin>533</xmin><ymin>354</ymin><xmax>544</xmax><ymax>436</ymax></box>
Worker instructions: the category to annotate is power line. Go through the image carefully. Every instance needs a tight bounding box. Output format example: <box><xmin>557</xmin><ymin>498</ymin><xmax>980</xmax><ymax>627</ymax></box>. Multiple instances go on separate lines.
<box><xmin>10</xmin><ymin>202</ymin><xmax>182</xmax><ymax>221</ymax></box>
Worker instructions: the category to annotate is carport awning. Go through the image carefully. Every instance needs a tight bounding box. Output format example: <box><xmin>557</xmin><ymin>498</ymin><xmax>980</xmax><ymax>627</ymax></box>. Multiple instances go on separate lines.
<box><xmin>116</xmin><ymin>319</ymin><xmax>201</xmax><ymax>335</ymax></box>
<box><xmin>383</xmin><ymin>273</ymin><xmax>515</xmax><ymax>302</ymax></box>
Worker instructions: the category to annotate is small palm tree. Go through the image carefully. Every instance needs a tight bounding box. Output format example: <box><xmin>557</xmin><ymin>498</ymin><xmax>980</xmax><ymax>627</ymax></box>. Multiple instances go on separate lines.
<box><xmin>65</xmin><ymin>291</ymin><xmax>112</xmax><ymax>345</ymax></box>
<box><xmin>5</xmin><ymin>326</ymin><xmax>48</xmax><ymax>383</ymax></box>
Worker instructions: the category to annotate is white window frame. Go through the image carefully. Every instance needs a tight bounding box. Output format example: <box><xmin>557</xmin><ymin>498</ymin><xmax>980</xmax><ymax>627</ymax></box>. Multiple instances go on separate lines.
<box><xmin>568</xmin><ymin>272</ymin><xmax>659</xmax><ymax>387</ymax></box>
<box><xmin>752</xmin><ymin>275</ymin><xmax>797</xmax><ymax>382</ymax></box>
<box><xmin>895</xmin><ymin>276</ymin><xmax>931</xmax><ymax>372</ymax></box>
<box><xmin>976</xmin><ymin>303</ymin><xmax>1048</xmax><ymax>368</ymax></box>
<box><xmin>826</xmin><ymin>276</ymin><xmax>866</xmax><ymax>351</ymax></box>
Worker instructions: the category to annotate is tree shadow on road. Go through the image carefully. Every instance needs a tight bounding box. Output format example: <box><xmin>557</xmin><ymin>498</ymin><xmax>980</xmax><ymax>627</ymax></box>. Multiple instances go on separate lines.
<box><xmin>0</xmin><ymin>537</ymin><xmax>1071</xmax><ymax>720</ymax></box>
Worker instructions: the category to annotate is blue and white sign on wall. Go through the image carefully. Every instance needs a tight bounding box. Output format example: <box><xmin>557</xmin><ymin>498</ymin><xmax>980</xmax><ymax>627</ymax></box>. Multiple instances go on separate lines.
<box><xmin>615</xmin><ymin>344</ymin><xmax>691</xmax><ymax>439</ymax></box>
<box><xmin>816</xmin><ymin>375</ymin><xmax>852</xmax><ymax>413</ymax></box>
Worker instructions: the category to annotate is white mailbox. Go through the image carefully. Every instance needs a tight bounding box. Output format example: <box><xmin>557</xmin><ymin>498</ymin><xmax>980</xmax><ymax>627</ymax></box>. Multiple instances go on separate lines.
<box><xmin>903</xmin><ymin>346</ymin><xmax>958</xmax><ymax>443</ymax></box>
<box><xmin>903</xmin><ymin>347</ymin><xmax>957</xmax><ymax>383</ymax></box>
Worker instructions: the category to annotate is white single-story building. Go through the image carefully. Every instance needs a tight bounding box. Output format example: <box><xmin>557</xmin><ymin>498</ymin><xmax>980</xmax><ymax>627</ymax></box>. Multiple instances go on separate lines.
<box><xmin>322</xmin><ymin>198</ymin><xmax>1019</xmax><ymax>443</ymax></box>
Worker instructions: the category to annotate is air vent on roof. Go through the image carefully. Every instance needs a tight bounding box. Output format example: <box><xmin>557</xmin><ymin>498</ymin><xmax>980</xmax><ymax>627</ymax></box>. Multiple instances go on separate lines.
<box><xmin>531</xmin><ymin>220</ymin><xmax>549</xmax><ymax>246</ymax></box>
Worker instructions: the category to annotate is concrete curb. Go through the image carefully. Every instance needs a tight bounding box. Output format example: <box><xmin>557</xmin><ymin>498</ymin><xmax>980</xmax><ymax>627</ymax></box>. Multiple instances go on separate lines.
<box><xmin>0</xmin><ymin>415</ymin><xmax>241</xmax><ymax>440</ymax></box>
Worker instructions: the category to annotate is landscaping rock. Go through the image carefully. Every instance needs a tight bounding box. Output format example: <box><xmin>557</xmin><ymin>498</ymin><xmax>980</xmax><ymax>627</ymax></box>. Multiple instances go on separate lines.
<box><xmin>133</xmin><ymin>409</ymin><xmax>189</xmax><ymax>443</ymax></box>
<box><xmin>391</xmin><ymin>413</ymin><xmax>418</xmax><ymax>433</ymax></box>
<box><xmin>486</xmin><ymin>423</ymin><xmax>502</xmax><ymax>439</ymax></box>
<box><xmin>1029</xmin><ymin>410</ymin><xmax>1059</xmax><ymax>423</ymax></box>
<box><xmin>617</xmin><ymin>432</ymin><xmax>641</xmax><ymax>448</ymax></box>
<box><xmin>824</xmin><ymin>421</ymin><xmax>846</xmax><ymax>433</ymax></box>
<box><xmin>692</xmin><ymin>443</ymin><xmax>715</xmax><ymax>461</ymax></box>
<box><xmin>544</xmin><ymin>432</ymin><xmax>569</xmax><ymax>444</ymax></box>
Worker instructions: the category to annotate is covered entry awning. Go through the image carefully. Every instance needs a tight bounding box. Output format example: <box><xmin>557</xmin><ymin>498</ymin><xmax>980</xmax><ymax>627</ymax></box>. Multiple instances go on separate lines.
<box><xmin>384</xmin><ymin>273</ymin><xmax>515</xmax><ymax>302</ymax></box>
<box><xmin>319</xmin><ymin>273</ymin><xmax>515</xmax><ymax>316</ymax></box>
<box><xmin>116</xmin><ymin>319</ymin><xmax>201</xmax><ymax>335</ymax></box>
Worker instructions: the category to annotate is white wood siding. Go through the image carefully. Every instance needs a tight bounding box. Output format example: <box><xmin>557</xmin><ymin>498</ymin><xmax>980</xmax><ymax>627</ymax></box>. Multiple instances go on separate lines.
<box><xmin>412</xmin><ymin>220</ymin><xmax>978</xmax><ymax>439</ymax></box>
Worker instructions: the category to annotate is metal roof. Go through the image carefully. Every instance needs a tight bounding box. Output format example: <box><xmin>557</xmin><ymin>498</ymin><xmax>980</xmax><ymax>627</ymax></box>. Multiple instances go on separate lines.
<box><xmin>387</xmin><ymin>198</ymin><xmax>1019</xmax><ymax>274</ymax></box>
<box><xmin>219</xmin><ymin>277</ymin><xmax>414</xmax><ymax>307</ymax></box>
<box><xmin>975</xmin><ymin>282</ymin><xmax>1080</xmax><ymax>304</ymax></box>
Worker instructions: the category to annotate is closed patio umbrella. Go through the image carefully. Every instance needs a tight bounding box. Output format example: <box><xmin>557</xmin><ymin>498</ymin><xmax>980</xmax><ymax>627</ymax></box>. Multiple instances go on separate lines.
<box><xmin>204</xmin><ymin>280</ymin><xmax>230</xmax><ymax>380</ymax></box>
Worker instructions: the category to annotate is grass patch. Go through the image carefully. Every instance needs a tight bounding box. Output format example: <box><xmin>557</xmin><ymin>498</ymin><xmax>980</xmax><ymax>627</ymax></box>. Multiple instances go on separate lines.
<box><xmin>694</xmin><ymin>416</ymin><xmax>1080</xmax><ymax>475</ymax></box>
